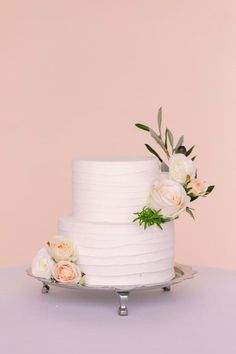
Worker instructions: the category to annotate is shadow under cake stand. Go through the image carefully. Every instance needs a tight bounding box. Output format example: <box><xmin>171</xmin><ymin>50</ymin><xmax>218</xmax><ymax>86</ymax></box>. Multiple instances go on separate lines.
<box><xmin>27</xmin><ymin>263</ymin><xmax>196</xmax><ymax>316</ymax></box>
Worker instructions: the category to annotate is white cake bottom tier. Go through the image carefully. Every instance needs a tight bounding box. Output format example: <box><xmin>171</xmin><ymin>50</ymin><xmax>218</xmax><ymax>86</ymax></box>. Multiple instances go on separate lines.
<box><xmin>58</xmin><ymin>216</ymin><xmax>175</xmax><ymax>286</ymax></box>
<box><xmin>83</xmin><ymin>269</ymin><xmax>175</xmax><ymax>287</ymax></box>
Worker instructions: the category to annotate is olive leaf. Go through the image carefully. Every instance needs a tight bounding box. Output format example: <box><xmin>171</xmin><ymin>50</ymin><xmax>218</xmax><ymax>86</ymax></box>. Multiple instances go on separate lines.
<box><xmin>145</xmin><ymin>144</ymin><xmax>163</xmax><ymax>163</ymax></box>
<box><xmin>149</xmin><ymin>128</ymin><xmax>170</xmax><ymax>158</ymax></box>
<box><xmin>186</xmin><ymin>207</ymin><xmax>195</xmax><ymax>219</ymax></box>
<box><xmin>190</xmin><ymin>195</ymin><xmax>199</xmax><ymax>202</ymax></box>
<box><xmin>161</xmin><ymin>161</ymin><xmax>169</xmax><ymax>172</ymax></box>
<box><xmin>157</xmin><ymin>107</ymin><xmax>162</xmax><ymax>137</ymax></box>
<box><xmin>149</xmin><ymin>127</ymin><xmax>160</xmax><ymax>141</ymax></box>
<box><xmin>186</xmin><ymin>145</ymin><xmax>195</xmax><ymax>157</ymax></box>
<box><xmin>135</xmin><ymin>123</ymin><xmax>150</xmax><ymax>131</ymax></box>
<box><xmin>205</xmin><ymin>185</ymin><xmax>215</xmax><ymax>195</ymax></box>
<box><xmin>174</xmin><ymin>135</ymin><xmax>184</xmax><ymax>152</ymax></box>
<box><xmin>164</xmin><ymin>128</ymin><xmax>168</xmax><ymax>148</ymax></box>
<box><xmin>177</xmin><ymin>145</ymin><xmax>187</xmax><ymax>154</ymax></box>
<box><xmin>166</xmin><ymin>128</ymin><xmax>174</xmax><ymax>150</ymax></box>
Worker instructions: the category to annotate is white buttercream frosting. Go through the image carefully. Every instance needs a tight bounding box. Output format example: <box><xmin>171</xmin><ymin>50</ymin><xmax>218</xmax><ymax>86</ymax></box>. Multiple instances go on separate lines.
<box><xmin>72</xmin><ymin>157</ymin><xmax>160</xmax><ymax>223</ymax></box>
<box><xmin>58</xmin><ymin>157</ymin><xmax>175</xmax><ymax>287</ymax></box>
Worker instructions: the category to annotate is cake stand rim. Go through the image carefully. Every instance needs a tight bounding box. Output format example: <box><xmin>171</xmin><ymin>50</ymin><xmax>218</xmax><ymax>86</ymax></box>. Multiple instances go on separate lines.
<box><xmin>26</xmin><ymin>263</ymin><xmax>197</xmax><ymax>292</ymax></box>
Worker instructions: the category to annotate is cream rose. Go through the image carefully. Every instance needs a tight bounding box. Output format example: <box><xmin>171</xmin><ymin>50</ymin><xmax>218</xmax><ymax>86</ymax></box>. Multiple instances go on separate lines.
<box><xmin>189</xmin><ymin>179</ymin><xmax>207</xmax><ymax>196</ymax></box>
<box><xmin>149</xmin><ymin>173</ymin><xmax>190</xmax><ymax>218</ymax></box>
<box><xmin>47</xmin><ymin>236</ymin><xmax>77</xmax><ymax>262</ymax></box>
<box><xmin>52</xmin><ymin>261</ymin><xmax>81</xmax><ymax>283</ymax></box>
<box><xmin>31</xmin><ymin>248</ymin><xmax>54</xmax><ymax>279</ymax></box>
<box><xmin>169</xmin><ymin>153</ymin><xmax>194</xmax><ymax>184</ymax></box>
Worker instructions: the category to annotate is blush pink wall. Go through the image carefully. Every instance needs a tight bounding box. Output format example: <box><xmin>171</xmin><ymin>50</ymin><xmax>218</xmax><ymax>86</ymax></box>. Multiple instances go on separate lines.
<box><xmin>1</xmin><ymin>1</ymin><xmax>235</xmax><ymax>268</ymax></box>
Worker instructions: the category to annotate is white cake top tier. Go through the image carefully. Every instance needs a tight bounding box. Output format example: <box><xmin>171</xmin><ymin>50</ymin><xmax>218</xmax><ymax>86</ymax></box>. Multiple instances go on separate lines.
<box><xmin>72</xmin><ymin>157</ymin><xmax>160</xmax><ymax>223</ymax></box>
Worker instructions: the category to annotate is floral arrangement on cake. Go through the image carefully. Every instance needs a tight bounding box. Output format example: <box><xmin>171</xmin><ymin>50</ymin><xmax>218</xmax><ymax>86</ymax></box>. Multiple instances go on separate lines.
<box><xmin>133</xmin><ymin>107</ymin><xmax>214</xmax><ymax>229</ymax></box>
<box><xmin>31</xmin><ymin>236</ymin><xmax>85</xmax><ymax>284</ymax></box>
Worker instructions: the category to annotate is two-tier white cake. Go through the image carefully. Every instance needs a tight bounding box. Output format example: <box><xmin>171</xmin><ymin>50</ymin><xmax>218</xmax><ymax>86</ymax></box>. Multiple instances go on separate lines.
<box><xmin>58</xmin><ymin>157</ymin><xmax>175</xmax><ymax>286</ymax></box>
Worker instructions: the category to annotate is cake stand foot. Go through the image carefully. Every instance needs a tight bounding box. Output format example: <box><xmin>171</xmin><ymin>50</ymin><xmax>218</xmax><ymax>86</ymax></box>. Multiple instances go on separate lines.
<box><xmin>162</xmin><ymin>286</ymin><xmax>171</xmax><ymax>292</ymax></box>
<box><xmin>41</xmin><ymin>282</ymin><xmax>50</xmax><ymax>294</ymax></box>
<box><xmin>116</xmin><ymin>291</ymin><xmax>129</xmax><ymax>316</ymax></box>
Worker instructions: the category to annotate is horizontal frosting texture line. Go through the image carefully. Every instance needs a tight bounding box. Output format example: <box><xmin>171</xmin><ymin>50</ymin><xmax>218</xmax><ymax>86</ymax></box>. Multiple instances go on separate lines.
<box><xmin>59</xmin><ymin>235</ymin><xmax>174</xmax><ymax>249</ymax></box>
<box><xmin>79</xmin><ymin>259</ymin><xmax>174</xmax><ymax>276</ymax></box>
<box><xmin>58</xmin><ymin>216</ymin><xmax>174</xmax><ymax>235</ymax></box>
<box><xmin>77</xmin><ymin>249</ymin><xmax>174</xmax><ymax>265</ymax></box>
<box><xmin>75</xmin><ymin>243</ymin><xmax>174</xmax><ymax>257</ymax></box>
<box><xmin>59</xmin><ymin>235</ymin><xmax>174</xmax><ymax>247</ymax></box>
<box><xmin>83</xmin><ymin>268</ymin><xmax>175</xmax><ymax>286</ymax></box>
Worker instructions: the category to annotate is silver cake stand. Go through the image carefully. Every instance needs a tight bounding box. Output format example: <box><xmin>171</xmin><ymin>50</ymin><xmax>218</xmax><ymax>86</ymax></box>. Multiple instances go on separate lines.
<box><xmin>26</xmin><ymin>263</ymin><xmax>196</xmax><ymax>316</ymax></box>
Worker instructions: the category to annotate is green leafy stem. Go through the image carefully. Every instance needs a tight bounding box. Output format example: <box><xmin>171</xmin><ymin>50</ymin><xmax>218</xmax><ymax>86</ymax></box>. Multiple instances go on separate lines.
<box><xmin>135</xmin><ymin>107</ymin><xmax>196</xmax><ymax>171</ymax></box>
<box><xmin>133</xmin><ymin>207</ymin><xmax>177</xmax><ymax>230</ymax></box>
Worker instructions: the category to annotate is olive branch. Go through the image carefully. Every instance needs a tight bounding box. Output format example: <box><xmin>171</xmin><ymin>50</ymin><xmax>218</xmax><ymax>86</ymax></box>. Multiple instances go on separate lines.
<box><xmin>135</xmin><ymin>107</ymin><xmax>196</xmax><ymax>172</ymax></box>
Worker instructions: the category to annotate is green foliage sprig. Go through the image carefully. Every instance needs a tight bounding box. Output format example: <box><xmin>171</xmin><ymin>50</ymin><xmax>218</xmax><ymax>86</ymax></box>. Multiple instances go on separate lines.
<box><xmin>135</xmin><ymin>107</ymin><xmax>196</xmax><ymax>171</ymax></box>
<box><xmin>133</xmin><ymin>207</ymin><xmax>177</xmax><ymax>230</ymax></box>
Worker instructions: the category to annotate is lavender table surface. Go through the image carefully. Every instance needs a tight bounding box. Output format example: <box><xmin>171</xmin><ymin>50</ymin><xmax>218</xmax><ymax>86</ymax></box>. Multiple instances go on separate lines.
<box><xmin>1</xmin><ymin>266</ymin><xmax>236</xmax><ymax>354</ymax></box>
